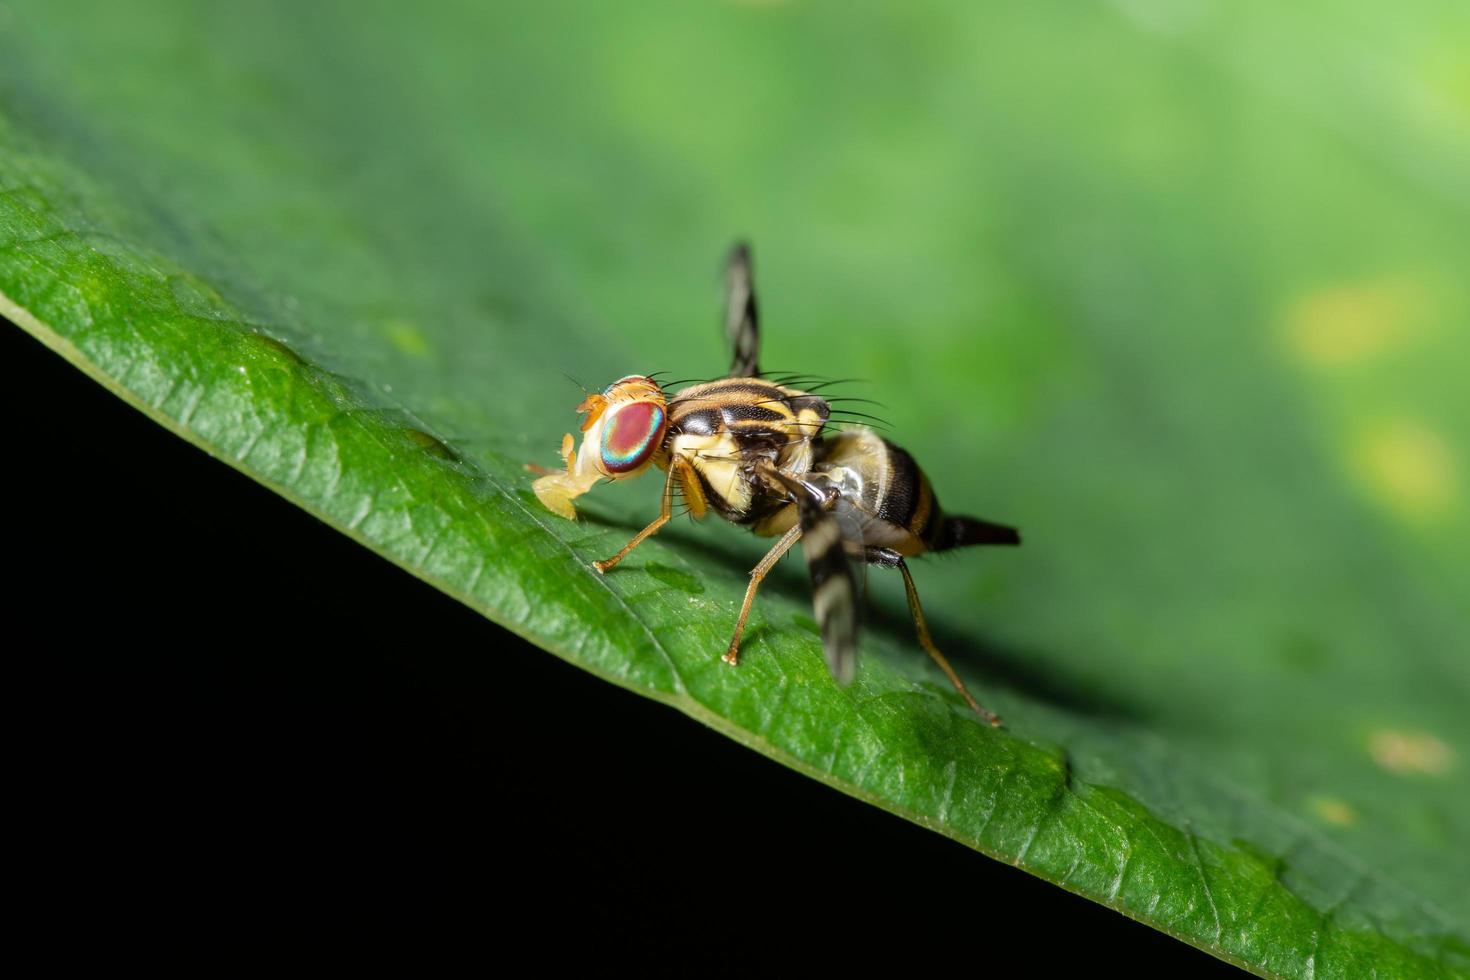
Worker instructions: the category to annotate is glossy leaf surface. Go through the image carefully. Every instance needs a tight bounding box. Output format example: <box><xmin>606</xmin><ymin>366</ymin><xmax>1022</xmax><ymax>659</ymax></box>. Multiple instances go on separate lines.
<box><xmin>3</xmin><ymin>4</ymin><xmax>1467</xmax><ymax>975</ymax></box>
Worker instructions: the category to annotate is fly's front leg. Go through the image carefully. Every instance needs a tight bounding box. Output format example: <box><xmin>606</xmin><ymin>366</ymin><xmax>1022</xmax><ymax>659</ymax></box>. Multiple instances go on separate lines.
<box><xmin>728</xmin><ymin>463</ymin><xmax>858</xmax><ymax>686</ymax></box>
<box><xmin>723</xmin><ymin>522</ymin><xmax>803</xmax><ymax>667</ymax></box>
<box><xmin>723</xmin><ymin>460</ymin><xmax>822</xmax><ymax>667</ymax></box>
<box><xmin>593</xmin><ymin>457</ymin><xmax>687</xmax><ymax>574</ymax></box>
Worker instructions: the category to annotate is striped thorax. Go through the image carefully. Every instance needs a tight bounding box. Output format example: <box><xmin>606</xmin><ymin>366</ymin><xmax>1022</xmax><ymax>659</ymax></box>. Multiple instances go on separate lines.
<box><xmin>666</xmin><ymin>377</ymin><xmax>829</xmax><ymax>526</ymax></box>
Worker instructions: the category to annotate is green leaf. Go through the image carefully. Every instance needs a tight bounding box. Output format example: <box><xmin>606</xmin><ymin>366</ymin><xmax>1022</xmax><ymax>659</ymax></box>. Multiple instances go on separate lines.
<box><xmin>4</xmin><ymin>3</ymin><xmax>1467</xmax><ymax>974</ymax></box>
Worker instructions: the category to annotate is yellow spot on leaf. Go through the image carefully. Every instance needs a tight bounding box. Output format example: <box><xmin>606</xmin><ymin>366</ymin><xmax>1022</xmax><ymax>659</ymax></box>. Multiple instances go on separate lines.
<box><xmin>1418</xmin><ymin>49</ymin><xmax>1470</xmax><ymax>124</ymax></box>
<box><xmin>1310</xmin><ymin>797</ymin><xmax>1357</xmax><ymax>827</ymax></box>
<box><xmin>1283</xmin><ymin>276</ymin><xmax>1429</xmax><ymax>367</ymax></box>
<box><xmin>384</xmin><ymin>319</ymin><xmax>430</xmax><ymax>356</ymax></box>
<box><xmin>1369</xmin><ymin>729</ymin><xmax>1454</xmax><ymax>776</ymax></box>
<box><xmin>1349</xmin><ymin>419</ymin><xmax>1457</xmax><ymax>524</ymax></box>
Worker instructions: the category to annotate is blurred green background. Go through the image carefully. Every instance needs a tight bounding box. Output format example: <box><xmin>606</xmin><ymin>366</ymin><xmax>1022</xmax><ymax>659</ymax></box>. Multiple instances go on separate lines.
<box><xmin>2</xmin><ymin>1</ymin><xmax>1467</xmax><ymax>974</ymax></box>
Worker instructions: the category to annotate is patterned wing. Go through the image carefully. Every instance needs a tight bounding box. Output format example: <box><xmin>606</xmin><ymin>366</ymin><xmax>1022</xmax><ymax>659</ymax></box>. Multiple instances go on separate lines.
<box><xmin>758</xmin><ymin>463</ymin><xmax>862</xmax><ymax>685</ymax></box>
<box><xmin>724</xmin><ymin>241</ymin><xmax>760</xmax><ymax>377</ymax></box>
<box><xmin>794</xmin><ymin>485</ymin><xmax>861</xmax><ymax>686</ymax></box>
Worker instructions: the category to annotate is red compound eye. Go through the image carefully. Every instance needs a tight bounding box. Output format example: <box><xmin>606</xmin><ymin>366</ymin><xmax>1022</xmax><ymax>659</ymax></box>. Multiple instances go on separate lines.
<box><xmin>600</xmin><ymin>401</ymin><xmax>666</xmax><ymax>474</ymax></box>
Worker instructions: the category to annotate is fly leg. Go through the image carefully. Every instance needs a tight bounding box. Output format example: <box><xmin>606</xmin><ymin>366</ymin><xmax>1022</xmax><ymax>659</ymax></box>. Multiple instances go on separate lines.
<box><xmin>593</xmin><ymin>457</ymin><xmax>693</xmax><ymax>573</ymax></box>
<box><xmin>754</xmin><ymin>465</ymin><xmax>861</xmax><ymax>686</ymax></box>
<box><xmin>868</xmin><ymin>547</ymin><xmax>1002</xmax><ymax>726</ymax></box>
<box><xmin>722</xmin><ymin>522</ymin><xmax>803</xmax><ymax>667</ymax></box>
<box><xmin>727</xmin><ymin>462</ymin><xmax>860</xmax><ymax>685</ymax></box>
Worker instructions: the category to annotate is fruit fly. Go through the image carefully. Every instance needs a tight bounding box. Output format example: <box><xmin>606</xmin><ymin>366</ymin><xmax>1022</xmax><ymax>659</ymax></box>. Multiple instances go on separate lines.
<box><xmin>530</xmin><ymin>243</ymin><xmax>1020</xmax><ymax>724</ymax></box>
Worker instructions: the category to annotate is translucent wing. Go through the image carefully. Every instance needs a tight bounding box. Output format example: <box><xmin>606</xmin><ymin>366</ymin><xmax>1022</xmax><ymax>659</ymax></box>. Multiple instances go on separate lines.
<box><xmin>724</xmin><ymin>241</ymin><xmax>760</xmax><ymax>377</ymax></box>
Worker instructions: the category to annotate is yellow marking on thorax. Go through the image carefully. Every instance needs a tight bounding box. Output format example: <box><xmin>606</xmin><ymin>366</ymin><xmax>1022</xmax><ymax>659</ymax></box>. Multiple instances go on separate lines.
<box><xmin>671</xmin><ymin>432</ymin><xmax>752</xmax><ymax>514</ymax></box>
<box><xmin>753</xmin><ymin>503</ymin><xmax>798</xmax><ymax>538</ymax></box>
<box><xmin>672</xmin><ymin>380</ymin><xmax>809</xmax><ymax>424</ymax></box>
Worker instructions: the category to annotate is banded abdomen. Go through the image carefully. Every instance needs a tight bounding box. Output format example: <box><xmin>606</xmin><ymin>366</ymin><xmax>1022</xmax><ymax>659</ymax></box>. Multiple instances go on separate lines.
<box><xmin>813</xmin><ymin>429</ymin><xmax>1020</xmax><ymax>557</ymax></box>
<box><xmin>666</xmin><ymin>377</ymin><xmax>829</xmax><ymax>524</ymax></box>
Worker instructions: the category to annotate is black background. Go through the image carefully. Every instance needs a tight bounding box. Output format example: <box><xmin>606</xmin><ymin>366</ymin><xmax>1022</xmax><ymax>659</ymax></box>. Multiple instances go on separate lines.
<box><xmin>9</xmin><ymin>321</ymin><xmax>1239</xmax><ymax>974</ymax></box>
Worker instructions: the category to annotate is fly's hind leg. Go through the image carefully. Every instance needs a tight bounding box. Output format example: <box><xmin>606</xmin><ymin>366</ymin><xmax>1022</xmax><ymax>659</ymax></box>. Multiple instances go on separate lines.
<box><xmin>722</xmin><ymin>522</ymin><xmax>803</xmax><ymax>667</ymax></box>
<box><xmin>902</xmin><ymin>560</ymin><xmax>1000</xmax><ymax>726</ymax></box>
<box><xmin>593</xmin><ymin>457</ymin><xmax>694</xmax><ymax>574</ymax></box>
<box><xmin>870</xmin><ymin>548</ymin><xmax>1002</xmax><ymax>726</ymax></box>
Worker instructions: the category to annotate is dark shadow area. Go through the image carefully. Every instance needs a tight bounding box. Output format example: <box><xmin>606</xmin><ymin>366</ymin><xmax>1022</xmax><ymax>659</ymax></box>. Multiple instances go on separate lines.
<box><xmin>631</xmin><ymin>499</ymin><xmax>1146</xmax><ymax>723</ymax></box>
<box><xmin>863</xmin><ymin>585</ymin><xmax>1149</xmax><ymax>724</ymax></box>
<box><xmin>6</xmin><ymin>321</ymin><xmax>1236</xmax><ymax>974</ymax></box>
